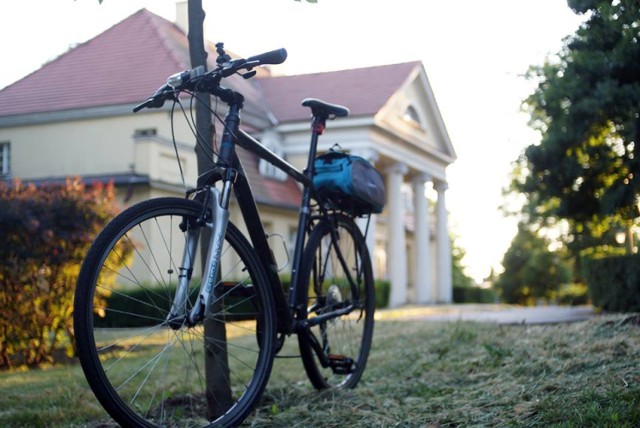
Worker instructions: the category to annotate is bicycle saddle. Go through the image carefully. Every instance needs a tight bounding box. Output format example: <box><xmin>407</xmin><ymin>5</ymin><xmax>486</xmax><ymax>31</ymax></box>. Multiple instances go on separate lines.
<box><xmin>302</xmin><ymin>98</ymin><xmax>350</xmax><ymax>119</ymax></box>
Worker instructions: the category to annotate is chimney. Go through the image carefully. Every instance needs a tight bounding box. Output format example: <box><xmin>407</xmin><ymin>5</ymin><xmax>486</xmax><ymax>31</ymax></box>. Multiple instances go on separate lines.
<box><xmin>175</xmin><ymin>1</ymin><xmax>188</xmax><ymax>33</ymax></box>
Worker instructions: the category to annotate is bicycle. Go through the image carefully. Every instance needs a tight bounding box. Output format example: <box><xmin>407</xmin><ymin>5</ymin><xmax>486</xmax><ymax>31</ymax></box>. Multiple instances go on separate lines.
<box><xmin>73</xmin><ymin>43</ymin><xmax>380</xmax><ymax>427</ymax></box>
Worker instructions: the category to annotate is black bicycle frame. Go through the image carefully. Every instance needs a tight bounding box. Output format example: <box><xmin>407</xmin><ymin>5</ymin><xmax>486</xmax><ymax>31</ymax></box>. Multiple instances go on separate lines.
<box><xmin>201</xmin><ymin>86</ymin><xmax>364</xmax><ymax>341</ymax></box>
<box><xmin>204</xmin><ymin>94</ymin><xmax>321</xmax><ymax>335</ymax></box>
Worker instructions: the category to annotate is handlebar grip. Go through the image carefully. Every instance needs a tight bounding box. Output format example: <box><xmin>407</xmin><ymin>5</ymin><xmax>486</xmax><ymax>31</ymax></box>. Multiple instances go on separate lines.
<box><xmin>133</xmin><ymin>99</ymin><xmax>152</xmax><ymax>113</ymax></box>
<box><xmin>246</xmin><ymin>48</ymin><xmax>287</xmax><ymax>65</ymax></box>
<box><xmin>133</xmin><ymin>84</ymin><xmax>173</xmax><ymax>113</ymax></box>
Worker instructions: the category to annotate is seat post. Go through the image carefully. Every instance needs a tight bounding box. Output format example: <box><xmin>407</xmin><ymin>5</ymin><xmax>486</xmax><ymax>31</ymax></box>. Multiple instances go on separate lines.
<box><xmin>300</xmin><ymin>98</ymin><xmax>350</xmax><ymax>179</ymax></box>
<box><xmin>304</xmin><ymin>115</ymin><xmax>326</xmax><ymax>179</ymax></box>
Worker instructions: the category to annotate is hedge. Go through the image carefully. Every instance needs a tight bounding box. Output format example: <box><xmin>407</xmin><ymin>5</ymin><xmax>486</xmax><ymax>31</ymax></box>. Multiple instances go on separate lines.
<box><xmin>97</xmin><ymin>277</ymin><xmax>392</xmax><ymax>328</ymax></box>
<box><xmin>582</xmin><ymin>254</ymin><xmax>640</xmax><ymax>312</ymax></box>
<box><xmin>453</xmin><ymin>285</ymin><xmax>496</xmax><ymax>304</ymax></box>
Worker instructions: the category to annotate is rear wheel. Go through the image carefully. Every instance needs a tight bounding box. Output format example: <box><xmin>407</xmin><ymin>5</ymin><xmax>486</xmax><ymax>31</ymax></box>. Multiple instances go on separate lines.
<box><xmin>297</xmin><ymin>214</ymin><xmax>375</xmax><ymax>389</ymax></box>
<box><xmin>73</xmin><ymin>197</ymin><xmax>275</xmax><ymax>427</ymax></box>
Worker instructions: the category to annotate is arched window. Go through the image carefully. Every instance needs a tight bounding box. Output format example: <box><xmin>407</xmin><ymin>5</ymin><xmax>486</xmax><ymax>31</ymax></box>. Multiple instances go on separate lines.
<box><xmin>403</xmin><ymin>105</ymin><xmax>422</xmax><ymax>128</ymax></box>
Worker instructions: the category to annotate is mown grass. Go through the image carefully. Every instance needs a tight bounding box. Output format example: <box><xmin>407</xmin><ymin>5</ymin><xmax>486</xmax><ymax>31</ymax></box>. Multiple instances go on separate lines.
<box><xmin>1</xmin><ymin>312</ymin><xmax>638</xmax><ymax>427</ymax></box>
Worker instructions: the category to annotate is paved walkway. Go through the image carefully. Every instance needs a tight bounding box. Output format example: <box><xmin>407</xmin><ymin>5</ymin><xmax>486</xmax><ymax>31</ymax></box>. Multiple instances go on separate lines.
<box><xmin>376</xmin><ymin>304</ymin><xmax>596</xmax><ymax>325</ymax></box>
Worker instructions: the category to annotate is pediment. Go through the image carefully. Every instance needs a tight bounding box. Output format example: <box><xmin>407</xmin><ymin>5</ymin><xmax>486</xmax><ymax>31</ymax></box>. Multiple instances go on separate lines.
<box><xmin>375</xmin><ymin>65</ymin><xmax>456</xmax><ymax>163</ymax></box>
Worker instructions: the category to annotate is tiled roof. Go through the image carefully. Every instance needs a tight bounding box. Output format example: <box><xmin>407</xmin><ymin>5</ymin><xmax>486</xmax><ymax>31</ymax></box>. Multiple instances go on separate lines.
<box><xmin>256</xmin><ymin>61</ymin><xmax>420</xmax><ymax>123</ymax></box>
<box><xmin>0</xmin><ymin>8</ymin><xmax>415</xmax><ymax>124</ymax></box>
<box><xmin>235</xmin><ymin>145</ymin><xmax>301</xmax><ymax>209</ymax></box>
<box><xmin>0</xmin><ymin>9</ymin><xmax>270</xmax><ymax>122</ymax></box>
<box><xmin>0</xmin><ymin>10</ymin><xmax>187</xmax><ymax>117</ymax></box>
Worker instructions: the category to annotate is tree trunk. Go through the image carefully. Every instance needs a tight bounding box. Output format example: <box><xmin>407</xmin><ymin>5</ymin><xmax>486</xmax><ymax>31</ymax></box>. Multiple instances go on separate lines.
<box><xmin>187</xmin><ymin>0</ymin><xmax>215</xmax><ymax>174</ymax></box>
<box><xmin>186</xmin><ymin>0</ymin><xmax>232</xmax><ymax>419</ymax></box>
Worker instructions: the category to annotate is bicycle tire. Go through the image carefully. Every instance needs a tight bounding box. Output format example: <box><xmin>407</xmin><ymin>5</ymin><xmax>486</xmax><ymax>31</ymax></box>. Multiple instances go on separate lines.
<box><xmin>74</xmin><ymin>197</ymin><xmax>275</xmax><ymax>427</ymax></box>
<box><xmin>297</xmin><ymin>214</ymin><xmax>375</xmax><ymax>389</ymax></box>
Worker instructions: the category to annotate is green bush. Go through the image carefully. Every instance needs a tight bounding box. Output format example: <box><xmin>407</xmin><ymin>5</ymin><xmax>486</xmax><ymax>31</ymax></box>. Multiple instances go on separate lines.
<box><xmin>100</xmin><ymin>276</ymin><xmax>391</xmax><ymax>329</ymax></box>
<box><xmin>94</xmin><ymin>283</ymin><xmax>180</xmax><ymax>328</ymax></box>
<box><xmin>453</xmin><ymin>286</ymin><xmax>496</xmax><ymax>304</ymax></box>
<box><xmin>582</xmin><ymin>254</ymin><xmax>640</xmax><ymax>312</ymax></box>
<box><xmin>279</xmin><ymin>274</ymin><xmax>390</xmax><ymax>309</ymax></box>
<box><xmin>374</xmin><ymin>280</ymin><xmax>390</xmax><ymax>308</ymax></box>
<box><xmin>96</xmin><ymin>280</ymin><xmax>272</xmax><ymax>327</ymax></box>
<box><xmin>556</xmin><ymin>282</ymin><xmax>590</xmax><ymax>306</ymax></box>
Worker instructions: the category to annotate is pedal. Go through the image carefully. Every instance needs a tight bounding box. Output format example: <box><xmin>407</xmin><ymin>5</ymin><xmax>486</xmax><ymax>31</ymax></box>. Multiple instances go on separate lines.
<box><xmin>327</xmin><ymin>354</ymin><xmax>356</xmax><ymax>375</ymax></box>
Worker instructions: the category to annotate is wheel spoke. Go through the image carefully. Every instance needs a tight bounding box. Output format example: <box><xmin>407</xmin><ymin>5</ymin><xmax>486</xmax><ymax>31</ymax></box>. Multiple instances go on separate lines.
<box><xmin>298</xmin><ymin>215</ymin><xmax>374</xmax><ymax>389</ymax></box>
<box><xmin>74</xmin><ymin>198</ymin><xmax>275</xmax><ymax>427</ymax></box>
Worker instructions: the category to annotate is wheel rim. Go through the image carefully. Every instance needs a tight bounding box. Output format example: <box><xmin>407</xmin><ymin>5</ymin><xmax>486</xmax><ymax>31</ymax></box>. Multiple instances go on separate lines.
<box><xmin>304</xmin><ymin>219</ymin><xmax>373</xmax><ymax>388</ymax></box>
<box><xmin>76</xmin><ymin>203</ymin><xmax>273</xmax><ymax>426</ymax></box>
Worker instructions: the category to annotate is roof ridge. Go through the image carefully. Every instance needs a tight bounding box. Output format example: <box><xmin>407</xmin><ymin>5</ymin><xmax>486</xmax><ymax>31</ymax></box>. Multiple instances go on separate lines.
<box><xmin>142</xmin><ymin>9</ymin><xmax>189</xmax><ymax>70</ymax></box>
<box><xmin>260</xmin><ymin>60</ymin><xmax>421</xmax><ymax>80</ymax></box>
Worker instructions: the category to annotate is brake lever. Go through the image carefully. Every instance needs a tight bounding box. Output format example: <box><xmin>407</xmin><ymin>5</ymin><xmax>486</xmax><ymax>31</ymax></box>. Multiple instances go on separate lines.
<box><xmin>132</xmin><ymin>84</ymin><xmax>174</xmax><ymax>113</ymax></box>
<box><xmin>133</xmin><ymin>99</ymin><xmax>153</xmax><ymax>113</ymax></box>
<box><xmin>241</xmin><ymin>70</ymin><xmax>257</xmax><ymax>80</ymax></box>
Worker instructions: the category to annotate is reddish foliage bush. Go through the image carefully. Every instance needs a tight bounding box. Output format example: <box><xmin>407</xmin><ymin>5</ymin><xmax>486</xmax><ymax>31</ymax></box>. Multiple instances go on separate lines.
<box><xmin>0</xmin><ymin>178</ymin><xmax>119</xmax><ymax>368</ymax></box>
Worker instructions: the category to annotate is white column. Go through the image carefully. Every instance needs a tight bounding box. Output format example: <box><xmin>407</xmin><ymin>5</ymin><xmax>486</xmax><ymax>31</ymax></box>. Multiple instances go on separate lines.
<box><xmin>435</xmin><ymin>180</ymin><xmax>452</xmax><ymax>303</ymax></box>
<box><xmin>386</xmin><ymin>162</ymin><xmax>408</xmax><ymax>307</ymax></box>
<box><xmin>412</xmin><ymin>173</ymin><xmax>432</xmax><ymax>304</ymax></box>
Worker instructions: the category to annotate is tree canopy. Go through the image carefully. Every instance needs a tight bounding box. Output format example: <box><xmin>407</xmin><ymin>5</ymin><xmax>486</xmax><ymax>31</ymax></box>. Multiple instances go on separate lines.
<box><xmin>516</xmin><ymin>0</ymin><xmax>640</xmax><ymax>245</ymax></box>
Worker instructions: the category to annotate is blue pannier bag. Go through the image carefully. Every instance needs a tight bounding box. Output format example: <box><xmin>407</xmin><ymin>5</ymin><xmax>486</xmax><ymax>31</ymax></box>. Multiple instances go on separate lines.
<box><xmin>313</xmin><ymin>150</ymin><xmax>386</xmax><ymax>215</ymax></box>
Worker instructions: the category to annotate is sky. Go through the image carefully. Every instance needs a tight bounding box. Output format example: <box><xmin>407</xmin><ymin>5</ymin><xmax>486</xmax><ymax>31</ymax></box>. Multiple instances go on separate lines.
<box><xmin>0</xmin><ymin>0</ymin><xmax>585</xmax><ymax>282</ymax></box>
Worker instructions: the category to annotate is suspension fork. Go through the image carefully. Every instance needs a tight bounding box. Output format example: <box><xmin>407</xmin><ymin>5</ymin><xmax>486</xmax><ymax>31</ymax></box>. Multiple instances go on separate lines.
<box><xmin>165</xmin><ymin>180</ymin><xmax>233</xmax><ymax>327</ymax></box>
<box><xmin>167</xmin><ymin>220</ymin><xmax>200</xmax><ymax>328</ymax></box>
<box><xmin>188</xmin><ymin>182</ymin><xmax>233</xmax><ymax>325</ymax></box>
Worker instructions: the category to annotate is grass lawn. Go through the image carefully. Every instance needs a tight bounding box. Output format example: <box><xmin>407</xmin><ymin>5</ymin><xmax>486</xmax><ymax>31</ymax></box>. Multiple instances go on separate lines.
<box><xmin>1</xmin><ymin>311</ymin><xmax>638</xmax><ymax>427</ymax></box>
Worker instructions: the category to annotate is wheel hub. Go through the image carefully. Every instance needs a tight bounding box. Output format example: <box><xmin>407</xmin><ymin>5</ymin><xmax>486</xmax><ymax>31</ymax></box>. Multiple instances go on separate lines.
<box><xmin>326</xmin><ymin>284</ymin><xmax>342</xmax><ymax>308</ymax></box>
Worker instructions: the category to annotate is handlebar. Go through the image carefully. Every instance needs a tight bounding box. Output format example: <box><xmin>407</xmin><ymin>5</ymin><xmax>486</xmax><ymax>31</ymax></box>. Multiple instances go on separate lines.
<box><xmin>246</xmin><ymin>48</ymin><xmax>288</xmax><ymax>66</ymax></box>
<box><xmin>133</xmin><ymin>44</ymin><xmax>287</xmax><ymax>113</ymax></box>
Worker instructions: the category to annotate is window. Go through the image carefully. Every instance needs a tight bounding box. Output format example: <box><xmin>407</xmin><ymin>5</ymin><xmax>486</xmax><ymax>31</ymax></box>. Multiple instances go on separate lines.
<box><xmin>403</xmin><ymin>105</ymin><xmax>423</xmax><ymax>128</ymax></box>
<box><xmin>258</xmin><ymin>130</ymin><xmax>287</xmax><ymax>181</ymax></box>
<box><xmin>133</xmin><ymin>128</ymin><xmax>157</xmax><ymax>137</ymax></box>
<box><xmin>0</xmin><ymin>142</ymin><xmax>10</xmax><ymax>177</ymax></box>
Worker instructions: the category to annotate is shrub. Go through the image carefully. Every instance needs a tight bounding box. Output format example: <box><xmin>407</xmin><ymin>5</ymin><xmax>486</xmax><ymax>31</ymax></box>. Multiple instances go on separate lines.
<box><xmin>0</xmin><ymin>179</ymin><xmax>119</xmax><ymax>368</ymax></box>
<box><xmin>374</xmin><ymin>280</ymin><xmax>390</xmax><ymax>308</ymax></box>
<box><xmin>582</xmin><ymin>254</ymin><xmax>640</xmax><ymax>312</ymax></box>
<box><xmin>556</xmin><ymin>282</ymin><xmax>590</xmax><ymax>306</ymax></box>
<box><xmin>94</xmin><ymin>282</ymin><xmax>180</xmax><ymax>328</ymax></box>
<box><xmin>453</xmin><ymin>285</ymin><xmax>496</xmax><ymax>304</ymax></box>
<box><xmin>280</xmin><ymin>274</ymin><xmax>390</xmax><ymax>309</ymax></box>
<box><xmin>99</xmin><ymin>277</ymin><xmax>392</xmax><ymax>329</ymax></box>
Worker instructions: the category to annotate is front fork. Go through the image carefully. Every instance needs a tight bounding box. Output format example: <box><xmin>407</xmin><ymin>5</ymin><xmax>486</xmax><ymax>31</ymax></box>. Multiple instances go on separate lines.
<box><xmin>167</xmin><ymin>181</ymin><xmax>232</xmax><ymax>328</ymax></box>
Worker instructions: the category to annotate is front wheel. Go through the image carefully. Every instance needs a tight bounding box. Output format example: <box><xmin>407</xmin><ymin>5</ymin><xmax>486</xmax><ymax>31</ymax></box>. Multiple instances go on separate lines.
<box><xmin>73</xmin><ymin>197</ymin><xmax>276</xmax><ymax>427</ymax></box>
<box><xmin>297</xmin><ymin>214</ymin><xmax>375</xmax><ymax>389</ymax></box>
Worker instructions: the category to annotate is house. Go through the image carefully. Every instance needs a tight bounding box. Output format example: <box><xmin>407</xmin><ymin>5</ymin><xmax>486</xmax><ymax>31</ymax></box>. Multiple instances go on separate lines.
<box><xmin>0</xmin><ymin>8</ymin><xmax>456</xmax><ymax>305</ymax></box>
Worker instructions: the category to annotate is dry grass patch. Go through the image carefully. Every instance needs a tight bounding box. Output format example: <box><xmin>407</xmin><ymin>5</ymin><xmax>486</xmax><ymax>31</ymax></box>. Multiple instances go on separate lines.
<box><xmin>250</xmin><ymin>313</ymin><xmax>640</xmax><ymax>427</ymax></box>
<box><xmin>0</xmin><ymin>313</ymin><xmax>638</xmax><ymax>427</ymax></box>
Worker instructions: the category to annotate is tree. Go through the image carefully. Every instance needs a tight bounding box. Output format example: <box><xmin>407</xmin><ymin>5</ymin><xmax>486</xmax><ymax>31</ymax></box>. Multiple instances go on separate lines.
<box><xmin>515</xmin><ymin>0</ymin><xmax>640</xmax><ymax>254</ymax></box>
<box><xmin>452</xmin><ymin>240</ymin><xmax>474</xmax><ymax>289</ymax></box>
<box><xmin>495</xmin><ymin>223</ymin><xmax>572</xmax><ymax>305</ymax></box>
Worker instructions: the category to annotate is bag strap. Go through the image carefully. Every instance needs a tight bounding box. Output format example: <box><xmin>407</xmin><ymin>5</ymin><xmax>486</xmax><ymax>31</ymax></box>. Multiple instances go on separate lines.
<box><xmin>316</xmin><ymin>144</ymin><xmax>350</xmax><ymax>163</ymax></box>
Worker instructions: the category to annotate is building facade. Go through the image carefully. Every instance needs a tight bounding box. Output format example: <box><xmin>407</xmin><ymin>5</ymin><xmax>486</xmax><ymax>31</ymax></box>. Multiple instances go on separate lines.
<box><xmin>0</xmin><ymin>9</ymin><xmax>456</xmax><ymax>305</ymax></box>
